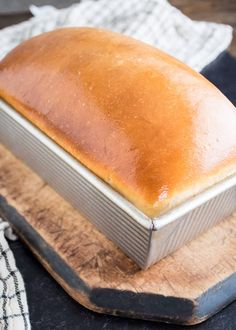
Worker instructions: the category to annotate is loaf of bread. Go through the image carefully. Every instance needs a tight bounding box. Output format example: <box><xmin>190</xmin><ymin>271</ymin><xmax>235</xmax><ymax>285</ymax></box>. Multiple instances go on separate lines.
<box><xmin>0</xmin><ymin>28</ymin><xmax>236</xmax><ymax>217</ymax></box>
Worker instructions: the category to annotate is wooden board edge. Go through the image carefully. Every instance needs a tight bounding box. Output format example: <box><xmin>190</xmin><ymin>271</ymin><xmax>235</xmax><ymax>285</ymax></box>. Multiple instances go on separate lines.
<box><xmin>194</xmin><ymin>273</ymin><xmax>236</xmax><ymax>323</ymax></box>
<box><xmin>1</xmin><ymin>194</ymin><xmax>235</xmax><ymax>325</ymax></box>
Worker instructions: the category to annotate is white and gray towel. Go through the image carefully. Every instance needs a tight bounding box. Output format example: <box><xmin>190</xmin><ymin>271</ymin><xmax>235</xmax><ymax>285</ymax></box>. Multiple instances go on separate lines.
<box><xmin>0</xmin><ymin>219</ymin><xmax>30</xmax><ymax>330</ymax></box>
<box><xmin>0</xmin><ymin>0</ymin><xmax>232</xmax><ymax>70</ymax></box>
<box><xmin>0</xmin><ymin>0</ymin><xmax>233</xmax><ymax>329</ymax></box>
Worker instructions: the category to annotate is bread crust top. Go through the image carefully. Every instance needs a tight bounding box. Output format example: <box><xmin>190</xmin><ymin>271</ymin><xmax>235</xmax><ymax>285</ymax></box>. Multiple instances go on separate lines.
<box><xmin>1</xmin><ymin>28</ymin><xmax>236</xmax><ymax>217</ymax></box>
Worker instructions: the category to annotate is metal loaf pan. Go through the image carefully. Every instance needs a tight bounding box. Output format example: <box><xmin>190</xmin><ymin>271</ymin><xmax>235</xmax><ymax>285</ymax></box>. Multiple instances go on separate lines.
<box><xmin>0</xmin><ymin>99</ymin><xmax>236</xmax><ymax>269</ymax></box>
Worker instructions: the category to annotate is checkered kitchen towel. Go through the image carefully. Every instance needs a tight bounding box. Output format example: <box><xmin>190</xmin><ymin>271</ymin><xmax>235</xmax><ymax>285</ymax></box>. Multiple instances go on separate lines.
<box><xmin>0</xmin><ymin>0</ymin><xmax>233</xmax><ymax>329</ymax></box>
<box><xmin>0</xmin><ymin>219</ymin><xmax>30</xmax><ymax>330</ymax></box>
<box><xmin>0</xmin><ymin>0</ymin><xmax>233</xmax><ymax>69</ymax></box>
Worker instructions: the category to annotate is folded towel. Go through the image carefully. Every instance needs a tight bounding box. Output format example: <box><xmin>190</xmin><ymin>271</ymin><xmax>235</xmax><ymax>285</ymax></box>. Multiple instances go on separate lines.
<box><xmin>0</xmin><ymin>0</ymin><xmax>233</xmax><ymax>70</ymax></box>
<box><xmin>0</xmin><ymin>218</ymin><xmax>30</xmax><ymax>330</ymax></box>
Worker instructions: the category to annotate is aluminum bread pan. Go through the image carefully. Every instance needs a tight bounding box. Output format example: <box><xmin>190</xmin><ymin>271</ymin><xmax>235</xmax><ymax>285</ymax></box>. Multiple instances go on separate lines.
<box><xmin>0</xmin><ymin>99</ymin><xmax>235</xmax><ymax>268</ymax></box>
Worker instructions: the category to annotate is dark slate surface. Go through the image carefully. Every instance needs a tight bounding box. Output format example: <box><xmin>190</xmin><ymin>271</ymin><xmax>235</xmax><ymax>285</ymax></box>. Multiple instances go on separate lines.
<box><xmin>5</xmin><ymin>52</ymin><xmax>236</xmax><ymax>329</ymax></box>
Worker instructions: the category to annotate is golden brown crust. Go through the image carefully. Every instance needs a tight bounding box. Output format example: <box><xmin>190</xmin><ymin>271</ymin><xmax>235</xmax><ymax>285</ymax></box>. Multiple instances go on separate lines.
<box><xmin>0</xmin><ymin>28</ymin><xmax>236</xmax><ymax>217</ymax></box>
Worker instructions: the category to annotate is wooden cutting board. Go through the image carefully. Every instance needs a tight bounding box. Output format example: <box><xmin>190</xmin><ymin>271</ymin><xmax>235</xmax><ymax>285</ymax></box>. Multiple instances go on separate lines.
<box><xmin>0</xmin><ymin>143</ymin><xmax>236</xmax><ymax>325</ymax></box>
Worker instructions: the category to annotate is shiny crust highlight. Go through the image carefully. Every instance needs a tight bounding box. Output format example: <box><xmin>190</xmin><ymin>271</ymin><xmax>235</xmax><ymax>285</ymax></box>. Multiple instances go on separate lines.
<box><xmin>0</xmin><ymin>28</ymin><xmax>236</xmax><ymax>217</ymax></box>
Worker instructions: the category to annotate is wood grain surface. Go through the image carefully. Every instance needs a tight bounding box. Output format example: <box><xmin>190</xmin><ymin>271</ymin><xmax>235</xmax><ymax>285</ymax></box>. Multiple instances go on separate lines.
<box><xmin>0</xmin><ymin>143</ymin><xmax>236</xmax><ymax>325</ymax></box>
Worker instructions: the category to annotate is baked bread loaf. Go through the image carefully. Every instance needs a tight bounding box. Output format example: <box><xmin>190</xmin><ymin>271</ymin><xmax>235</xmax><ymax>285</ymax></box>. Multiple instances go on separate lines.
<box><xmin>0</xmin><ymin>28</ymin><xmax>236</xmax><ymax>217</ymax></box>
